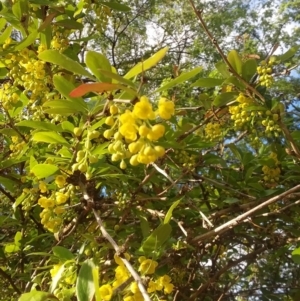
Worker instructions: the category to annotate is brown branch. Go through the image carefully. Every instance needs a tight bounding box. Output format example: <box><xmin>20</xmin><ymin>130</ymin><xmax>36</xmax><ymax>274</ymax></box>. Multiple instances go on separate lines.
<box><xmin>187</xmin><ymin>0</ymin><xmax>265</xmax><ymax>103</ymax></box>
<box><xmin>192</xmin><ymin>184</ymin><xmax>300</xmax><ymax>243</ymax></box>
<box><xmin>0</xmin><ymin>268</ymin><xmax>21</xmax><ymax>295</ymax></box>
<box><xmin>93</xmin><ymin>209</ymin><xmax>151</xmax><ymax>301</ymax></box>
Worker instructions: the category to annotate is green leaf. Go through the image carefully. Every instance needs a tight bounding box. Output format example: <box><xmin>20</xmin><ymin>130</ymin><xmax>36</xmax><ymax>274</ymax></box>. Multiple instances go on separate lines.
<box><xmin>16</xmin><ymin>120</ymin><xmax>63</xmax><ymax>132</ymax></box>
<box><xmin>5</xmin><ymin>243</ymin><xmax>19</xmax><ymax>253</ymax></box>
<box><xmin>0</xmin><ymin>176</ymin><xmax>15</xmax><ymax>192</ymax></box>
<box><xmin>92</xmin><ymin>266</ymin><xmax>101</xmax><ymax>301</ymax></box>
<box><xmin>278</xmin><ymin>46</ymin><xmax>299</xmax><ymax>62</ymax></box>
<box><xmin>139</xmin><ymin>215</ymin><xmax>150</xmax><ymax>238</ymax></box>
<box><xmin>55</xmin><ymin>19</ymin><xmax>84</xmax><ymax>30</ymax></box>
<box><xmin>61</xmin><ymin>121</ymin><xmax>74</xmax><ymax>132</ymax></box>
<box><xmin>98</xmin><ymin>69</ymin><xmax>136</xmax><ymax>87</ymax></box>
<box><xmin>31</xmin><ymin>164</ymin><xmax>59</xmax><ymax>179</ymax></box>
<box><xmin>0</xmin><ymin>67</ymin><xmax>7</xmax><ymax>78</ymax></box>
<box><xmin>32</xmin><ymin>132</ymin><xmax>69</xmax><ymax>145</ymax></box>
<box><xmin>155</xmin><ymin>66</ymin><xmax>202</xmax><ymax>93</ymax></box>
<box><xmin>124</xmin><ymin>47</ymin><xmax>168</xmax><ymax>79</ymax></box>
<box><xmin>140</xmin><ymin>223</ymin><xmax>172</xmax><ymax>255</ymax></box>
<box><xmin>50</xmin><ymin>264</ymin><xmax>65</xmax><ymax>293</ymax></box>
<box><xmin>85</xmin><ymin>51</ymin><xmax>112</xmax><ymax>82</ymax></box>
<box><xmin>52</xmin><ymin>246</ymin><xmax>75</xmax><ymax>261</ymax></box>
<box><xmin>213</xmin><ymin>92</ymin><xmax>238</xmax><ymax>107</ymax></box>
<box><xmin>18</xmin><ymin>291</ymin><xmax>57</xmax><ymax>301</ymax></box>
<box><xmin>191</xmin><ymin>77</ymin><xmax>223</xmax><ymax>88</ymax></box>
<box><xmin>69</xmin><ymin>83</ymin><xmax>137</xmax><ymax>98</ymax></box>
<box><xmin>227</xmin><ymin>50</ymin><xmax>242</xmax><ymax>75</ymax></box>
<box><xmin>100</xmin><ymin>1</ymin><xmax>131</xmax><ymax>12</ymax></box>
<box><xmin>164</xmin><ymin>199</ymin><xmax>181</xmax><ymax>224</ymax></box>
<box><xmin>38</xmin><ymin>50</ymin><xmax>94</xmax><ymax>79</ymax></box>
<box><xmin>14</xmin><ymin>30</ymin><xmax>38</xmax><ymax>51</ymax></box>
<box><xmin>91</xmin><ymin>142</ymin><xmax>109</xmax><ymax>156</ymax></box>
<box><xmin>76</xmin><ymin>259</ymin><xmax>96</xmax><ymax>301</ymax></box>
<box><xmin>14</xmin><ymin>231</ymin><xmax>22</xmax><ymax>246</ymax></box>
<box><xmin>0</xmin><ymin>25</ymin><xmax>12</xmax><ymax>44</ymax></box>
<box><xmin>53</xmin><ymin>75</ymin><xmax>87</xmax><ymax>111</ymax></box>
<box><xmin>30</xmin><ymin>155</ymin><xmax>38</xmax><ymax>170</ymax></box>
<box><xmin>242</xmin><ymin>59</ymin><xmax>257</xmax><ymax>82</ymax></box>
<box><xmin>292</xmin><ymin>247</ymin><xmax>300</xmax><ymax>264</ymax></box>
<box><xmin>215</xmin><ymin>61</ymin><xmax>230</xmax><ymax>78</ymax></box>
<box><xmin>228</xmin><ymin>144</ymin><xmax>242</xmax><ymax>162</ymax></box>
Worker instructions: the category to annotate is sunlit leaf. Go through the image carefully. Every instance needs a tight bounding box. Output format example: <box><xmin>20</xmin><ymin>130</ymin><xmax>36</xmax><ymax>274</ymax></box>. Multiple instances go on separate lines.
<box><xmin>31</xmin><ymin>164</ymin><xmax>59</xmax><ymax>179</ymax></box>
<box><xmin>155</xmin><ymin>66</ymin><xmax>202</xmax><ymax>92</ymax></box>
<box><xmin>32</xmin><ymin>132</ymin><xmax>69</xmax><ymax>145</ymax></box>
<box><xmin>76</xmin><ymin>259</ymin><xmax>95</xmax><ymax>301</ymax></box>
<box><xmin>38</xmin><ymin>50</ymin><xmax>94</xmax><ymax>79</ymax></box>
<box><xmin>124</xmin><ymin>47</ymin><xmax>168</xmax><ymax>79</ymax></box>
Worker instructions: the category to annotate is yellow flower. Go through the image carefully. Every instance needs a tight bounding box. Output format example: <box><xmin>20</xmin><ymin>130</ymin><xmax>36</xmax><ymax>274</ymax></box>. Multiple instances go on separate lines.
<box><xmin>114</xmin><ymin>253</ymin><xmax>130</xmax><ymax>266</ymax></box>
<box><xmin>119</xmin><ymin>123</ymin><xmax>138</xmax><ymax>141</ymax></box>
<box><xmin>119</xmin><ymin>110</ymin><xmax>136</xmax><ymax>124</ymax></box>
<box><xmin>55</xmin><ymin>175</ymin><xmax>66</xmax><ymax>188</ymax></box>
<box><xmin>147</xmin><ymin>124</ymin><xmax>165</xmax><ymax>141</ymax></box>
<box><xmin>99</xmin><ymin>284</ymin><xmax>113</xmax><ymax>301</ymax></box>
<box><xmin>147</xmin><ymin>280</ymin><xmax>157</xmax><ymax>293</ymax></box>
<box><xmin>55</xmin><ymin>192</ymin><xmax>68</xmax><ymax>205</ymax></box>
<box><xmin>115</xmin><ymin>265</ymin><xmax>130</xmax><ymax>281</ymax></box>
<box><xmin>38</xmin><ymin>197</ymin><xmax>55</xmax><ymax>208</ymax></box>
<box><xmin>164</xmin><ymin>282</ymin><xmax>174</xmax><ymax>294</ymax></box>
<box><xmin>50</xmin><ymin>263</ymin><xmax>62</xmax><ymax>278</ymax></box>
<box><xmin>39</xmin><ymin>181</ymin><xmax>48</xmax><ymax>193</ymax></box>
<box><xmin>158</xmin><ymin>97</ymin><xmax>175</xmax><ymax>119</ymax></box>
<box><xmin>53</xmin><ymin>206</ymin><xmax>65</xmax><ymax>215</ymax></box>
<box><xmin>123</xmin><ymin>296</ymin><xmax>134</xmax><ymax>301</ymax></box>
<box><xmin>157</xmin><ymin>275</ymin><xmax>174</xmax><ymax>294</ymax></box>
<box><xmin>130</xmin><ymin>282</ymin><xmax>140</xmax><ymax>294</ymax></box>
<box><xmin>138</xmin><ymin>257</ymin><xmax>158</xmax><ymax>275</ymax></box>
<box><xmin>133</xmin><ymin>96</ymin><xmax>155</xmax><ymax>120</ymax></box>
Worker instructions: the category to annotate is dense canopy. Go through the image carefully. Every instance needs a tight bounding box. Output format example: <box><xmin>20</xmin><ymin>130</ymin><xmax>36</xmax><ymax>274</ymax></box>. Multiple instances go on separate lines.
<box><xmin>0</xmin><ymin>0</ymin><xmax>300</xmax><ymax>301</ymax></box>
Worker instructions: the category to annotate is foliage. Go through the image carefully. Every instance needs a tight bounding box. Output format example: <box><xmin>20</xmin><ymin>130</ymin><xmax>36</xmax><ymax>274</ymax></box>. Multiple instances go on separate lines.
<box><xmin>0</xmin><ymin>0</ymin><xmax>300</xmax><ymax>301</ymax></box>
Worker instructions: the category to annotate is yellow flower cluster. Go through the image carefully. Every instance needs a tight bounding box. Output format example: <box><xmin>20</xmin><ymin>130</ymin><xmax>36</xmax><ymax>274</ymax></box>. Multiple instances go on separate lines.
<box><xmin>204</xmin><ymin>122</ymin><xmax>223</xmax><ymax>141</ymax></box>
<box><xmin>262</xmin><ymin>152</ymin><xmax>281</xmax><ymax>184</ymax></box>
<box><xmin>38</xmin><ymin>176</ymin><xmax>68</xmax><ymax>232</ymax></box>
<box><xmin>257</xmin><ymin>60</ymin><xmax>274</xmax><ymax>87</ymax></box>
<box><xmin>9</xmin><ymin>135</ymin><xmax>26</xmax><ymax>156</ymax></box>
<box><xmin>174</xmin><ymin>150</ymin><xmax>197</xmax><ymax>169</ymax></box>
<box><xmin>106</xmin><ymin>96</ymin><xmax>175</xmax><ymax>168</ymax></box>
<box><xmin>261</xmin><ymin>111</ymin><xmax>281</xmax><ymax>137</ymax></box>
<box><xmin>50</xmin><ymin>30</ymin><xmax>69</xmax><ymax>51</ymax></box>
<box><xmin>97</xmin><ymin>254</ymin><xmax>173</xmax><ymax>301</ymax></box>
<box><xmin>229</xmin><ymin>94</ymin><xmax>255</xmax><ymax>129</ymax></box>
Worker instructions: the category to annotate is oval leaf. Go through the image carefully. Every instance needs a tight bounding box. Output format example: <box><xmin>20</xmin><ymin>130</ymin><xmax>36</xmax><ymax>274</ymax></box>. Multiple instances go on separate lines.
<box><xmin>31</xmin><ymin>164</ymin><xmax>59</xmax><ymax>179</ymax></box>
<box><xmin>141</xmin><ymin>223</ymin><xmax>172</xmax><ymax>255</ymax></box>
<box><xmin>38</xmin><ymin>50</ymin><xmax>94</xmax><ymax>79</ymax></box>
<box><xmin>76</xmin><ymin>259</ymin><xmax>96</xmax><ymax>301</ymax></box>
<box><xmin>124</xmin><ymin>47</ymin><xmax>168</xmax><ymax>79</ymax></box>
<box><xmin>155</xmin><ymin>66</ymin><xmax>202</xmax><ymax>93</ymax></box>
<box><xmin>164</xmin><ymin>199</ymin><xmax>181</xmax><ymax>224</ymax></box>
<box><xmin>70</xmin><ymin>83</ymin><xmax>137</xmax><ymax>97</ymax></box>
<box><xmin>16</xmin><ymin>120</ymin><xmax>63</xmax><ymax>132</ymax></box>
<box><xmin>192</xmin><ymin>77</ymin><xmax>223</xmax><ymax>88</ymax></box>
<box><xmin>227</xmin><ymin>50</ymin><xmax>243</xmax><ymax>75</ymax></box>
<box><xmin>213</xmin><ymin>92</ymin><xmax>238</xmax><ymax>107</ymax></box>
<box><xmin>85</xmin><ymin>51</ymin><xmax>112</xmax><ymax>82</ymax></box>
<box><xmin>18</xmin><ymin>291</ymin><xmax>57</xmax><ymax>301</ymax></box>
<box><xmin>242</xmin><ymin>59</ymin><xmax>257</xmax><ymax>82</ymax></box>
<box><xmin>52</xmin><ymin>246</ymin><xmax>74</xmax><ymax>261</ymax></box>
<box><xmin>100</xmin><ymin>1</ymin><xmax>131</xmax><ymax>12</ymax></box>
<box><xmin>32</xmin><ymin>132</ymin><xmax>69</xmax><ymax>145</ymax></box>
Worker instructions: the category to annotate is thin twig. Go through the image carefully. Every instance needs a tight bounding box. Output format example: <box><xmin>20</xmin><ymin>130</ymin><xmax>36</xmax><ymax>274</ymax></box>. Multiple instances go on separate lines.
<box><xmin>0</xmin><ymin>268</ymin><xmax>21</xmax><ymax>295</ymax></box>
<box><xmin>93</xmin><ymin>209</ymin><xmax>151</xmax><ymax>301</ymax></box>
<box><xmin>187</xmin><ymin>0</ymin><xmax>265</xmax><ymax>103</ymax></box>
<box><xmin>192</xmin><ymin>184</ymin><xmax>300</xmax><ymax>243</ymax></box>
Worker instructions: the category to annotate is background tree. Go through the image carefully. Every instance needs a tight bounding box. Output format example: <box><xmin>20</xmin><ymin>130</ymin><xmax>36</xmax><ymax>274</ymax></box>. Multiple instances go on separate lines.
<box><xmin>0</xmin><ymin>0</ymin><xmax>300</xmax><ymax>301</ymax></box>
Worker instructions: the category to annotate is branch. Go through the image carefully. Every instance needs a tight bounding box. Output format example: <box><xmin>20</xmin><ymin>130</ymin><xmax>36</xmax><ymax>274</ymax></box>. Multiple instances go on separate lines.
<box><xmin>191</xmin><ymin>184</ymin><xmax>300</xmax><ymax>243</ymax></box>
<box><xmin>0</xmin><ymin>267</ymin><xmax>21</xmax><ymax>295</ymax></box>
<box><xmin>93</xmin><ymin>209</ymin><xmax>151</xmax><ymax>301</ymax></box>
<box><xmin>187</xmin><ymin>0</ymin><xmax>265</xmax><ymax>103</ymax></box>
